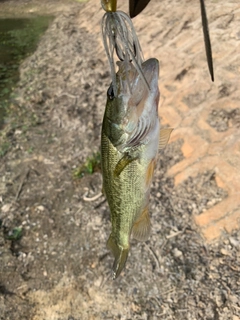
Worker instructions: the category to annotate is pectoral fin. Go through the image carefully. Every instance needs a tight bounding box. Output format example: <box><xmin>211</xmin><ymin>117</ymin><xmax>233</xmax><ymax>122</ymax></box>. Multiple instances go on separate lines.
<box><xmin>114</xmin><ymin>154</ymin><xmax>138</xmax><ymax>177</ymax></box>
<box><xmin>159</xmin><ymin>128</ymin><xmax>173</xmax><ymax>150</ymax></box>
<box><xmin>132</xmin><ymin>207</ymin><xmax>151</xmax><ymax>241</ymax></box>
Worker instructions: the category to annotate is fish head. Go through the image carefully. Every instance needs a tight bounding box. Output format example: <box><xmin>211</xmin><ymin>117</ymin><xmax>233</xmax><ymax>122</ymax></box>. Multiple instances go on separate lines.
<box><xmin>104</xmin><ymin>58</ymin><xmax>160</xmax><ymax>148</ymax></box>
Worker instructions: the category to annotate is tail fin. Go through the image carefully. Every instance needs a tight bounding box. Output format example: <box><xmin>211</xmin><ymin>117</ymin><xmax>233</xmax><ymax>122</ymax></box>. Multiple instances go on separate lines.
<box><xmin>107</xmin><ymin>234</ymin><xmax>129</xmax><ymax>279</ymax></box>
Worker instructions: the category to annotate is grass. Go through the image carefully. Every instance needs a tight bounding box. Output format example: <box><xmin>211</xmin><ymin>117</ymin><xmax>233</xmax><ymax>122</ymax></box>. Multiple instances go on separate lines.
<box><xmin>6</xmin><ymin>227</ymin><xmax>23</xmax><ymax>241</ymax></box>
<box><xmin>73</xmin><ymin>151</ymin><xmax>101</xmax><ymax>178</ymax></box>
<box><xmin>0</xmin><ymin>141</ymin><xmax>10</xmax><ymax>157</ymax></box>
<box><xmin>0</xmin><ymin>16</ymin><xmax>53</xmax><ymax>133</ymax></box>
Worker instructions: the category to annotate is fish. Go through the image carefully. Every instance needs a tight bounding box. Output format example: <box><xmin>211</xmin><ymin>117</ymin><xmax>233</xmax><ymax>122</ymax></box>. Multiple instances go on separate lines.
<box><xmin>101</xmin><ymin>58</ymin><xmax>172</xmax><ymax>279</ymax></box>
<box><xmin>129</xmin><ymin>0</ymin><xmax>214</xmax><ymax>81</ymax></box>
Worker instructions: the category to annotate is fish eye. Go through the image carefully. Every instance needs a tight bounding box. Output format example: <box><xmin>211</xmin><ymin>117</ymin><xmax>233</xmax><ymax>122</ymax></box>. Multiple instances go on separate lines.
<box><xmin>107</xmin><ymin>85</ymin><xmax>115</xmax><ymax>100</ymax></box>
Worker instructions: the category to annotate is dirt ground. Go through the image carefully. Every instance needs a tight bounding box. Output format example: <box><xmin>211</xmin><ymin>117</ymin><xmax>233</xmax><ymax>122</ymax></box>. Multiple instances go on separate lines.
<box><xmin>0</xmin><ymin>0</ymin><xmax>240</xmax><ymax>319</ymax></box>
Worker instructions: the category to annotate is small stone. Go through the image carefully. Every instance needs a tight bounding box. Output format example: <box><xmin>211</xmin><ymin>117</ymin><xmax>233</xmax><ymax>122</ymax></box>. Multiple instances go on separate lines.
<box><xmin>173</xmin><ymin>248</ymin><xmax>182</xmax><ymax>258</ymax></box>
<box><xmin>36</xmin><ymin>205</ymin><xmax>45</xmax><ymax>212</ymax></box>
<box><xmin>229</xmin><ymin>237</ymin><xmax>239</xmax><ymax>248</ymax></box>
<box><xmin>229</xmin><ymin>294</ymin><xmax>239</xmax><ymax>304</ymax></box>
<box><xmin>215</xmin><ymin>294</ymin><xmax>223</xmax><ymax>307</ymax></box>
<box><xmin>1</xmin><ymin>204</ymin><xmax>11</xmax><ymax>213</ymax></box>
<box><xmin>220</xmin><ymin>248</ymin><xmax>230</xmax><ymax>255</ymax></box>
<box><xmin>94</xmin><ymin>277</ymin><xmax>102</xmax><ymax>287</ymax></box>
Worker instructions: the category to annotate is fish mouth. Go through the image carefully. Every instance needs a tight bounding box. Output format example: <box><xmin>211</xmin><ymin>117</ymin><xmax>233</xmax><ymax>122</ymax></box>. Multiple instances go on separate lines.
<box><xmin>116</xmin><ymin>58</ymin><xmax>159</xmax><ymax>97</ymax></box>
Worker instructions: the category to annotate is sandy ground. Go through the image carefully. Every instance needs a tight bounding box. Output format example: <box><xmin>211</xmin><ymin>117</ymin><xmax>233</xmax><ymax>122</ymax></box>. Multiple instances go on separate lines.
<box><xmin>0</xmin><ymin>0</ymin><xmax>240</xmax><ymax>319</ymax></box>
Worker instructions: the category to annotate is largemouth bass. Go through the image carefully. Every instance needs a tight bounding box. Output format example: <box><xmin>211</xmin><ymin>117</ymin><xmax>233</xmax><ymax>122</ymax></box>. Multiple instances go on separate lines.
<box><xmin>101</xmin><ymin>58</ymin><xmax>172</xmax><ymax>278</ymax></box>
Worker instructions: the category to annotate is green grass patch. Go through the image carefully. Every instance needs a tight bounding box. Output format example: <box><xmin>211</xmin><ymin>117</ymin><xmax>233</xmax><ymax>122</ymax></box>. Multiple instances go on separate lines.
<box><xmin>0</xmin><ymin>141</ymin><xmax>10</xmax><ymax>157</ymax></box>
<box><xmin>73</xmin><ymin>151</ymin><xmax>101</xmax><ymax>178</ymax></box>
<box><xmin>6</xmin><ymin>227</ymin><xmax>23</xmax><ymax>241</ymax></box>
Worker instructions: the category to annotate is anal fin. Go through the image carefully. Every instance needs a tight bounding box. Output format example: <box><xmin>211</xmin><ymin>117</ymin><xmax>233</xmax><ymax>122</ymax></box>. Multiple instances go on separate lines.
<box><xmin>132</xmin><ymin>207</ymin><xmax>151</xmax><ymax>242</ymax></box>
<box><xmin>145</xmin><ymin>159</ymin><xmax>156</xmax><ymax>187</ymax></box>
<box><xmin>159</xmin><ymin>128</ymin><xmax>174</xmax><ymax>150</ymax></box>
